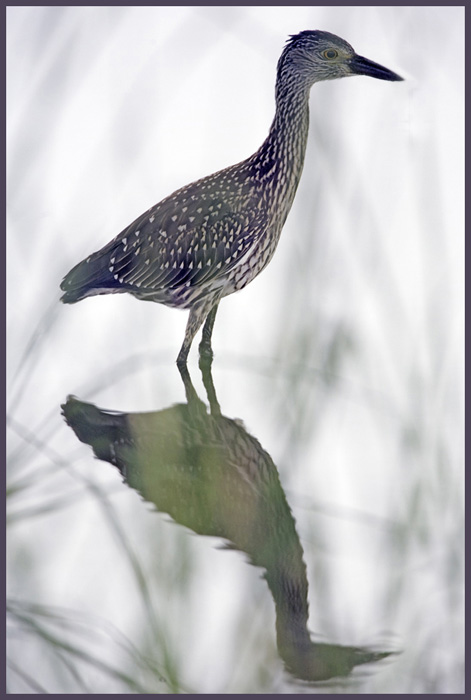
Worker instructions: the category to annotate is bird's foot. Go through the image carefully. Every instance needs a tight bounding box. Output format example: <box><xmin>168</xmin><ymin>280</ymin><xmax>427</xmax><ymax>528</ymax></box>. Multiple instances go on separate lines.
<box><xmin>198</xmin><ymin>340</ymin><xmax>214</xmax><ymax>370</ymax></box>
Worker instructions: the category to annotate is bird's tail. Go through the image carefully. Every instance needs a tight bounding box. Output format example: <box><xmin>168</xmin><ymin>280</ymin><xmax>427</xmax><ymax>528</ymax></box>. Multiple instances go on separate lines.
<box><xmin>61</xmin><ymin>395</ymin><xmax>130</xmax><ymax>461</ymax></box>
<box><xmin>60</xmin><ymin>247</ymin><xmax>120</xmax><ymax>304</ymax></box>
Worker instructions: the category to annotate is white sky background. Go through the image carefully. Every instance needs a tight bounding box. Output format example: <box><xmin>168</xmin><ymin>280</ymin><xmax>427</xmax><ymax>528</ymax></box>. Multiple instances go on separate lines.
<box><xmin>7</xmin><ymin>6</ymin><xmax>464</xmax><ymax>693</ymax></box>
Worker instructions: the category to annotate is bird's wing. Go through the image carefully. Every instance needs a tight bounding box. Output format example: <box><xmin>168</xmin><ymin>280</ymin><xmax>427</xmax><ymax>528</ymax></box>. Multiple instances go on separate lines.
<box><xmin>104</xmin><ymin>195</ymin><xmax>266</xmax><ymax>293</ymax></box>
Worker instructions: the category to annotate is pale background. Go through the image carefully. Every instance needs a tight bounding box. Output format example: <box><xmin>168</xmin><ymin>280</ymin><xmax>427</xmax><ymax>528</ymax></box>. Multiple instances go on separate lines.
<box><xmin>7</xmin><ymin>6</ymin><xmax>464</xmax><ymax>693</ymax></box>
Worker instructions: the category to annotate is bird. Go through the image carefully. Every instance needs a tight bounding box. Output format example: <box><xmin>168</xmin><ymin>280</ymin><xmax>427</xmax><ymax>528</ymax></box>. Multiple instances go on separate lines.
<box><xmin>60</xmin><ymin>30</ymin><xmax>403</xmax><ymax>367</ymax></box>
<box><xmin>61</xmin><ymin>365</ymin><xmax>397</xmax><ymax>682</ymax></box>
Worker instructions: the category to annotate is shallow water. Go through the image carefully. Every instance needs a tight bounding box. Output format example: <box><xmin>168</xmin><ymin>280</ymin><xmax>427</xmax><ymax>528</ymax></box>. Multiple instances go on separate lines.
<box><xmin>7</xmin><ymin>6</ymin><xmax>464</xmax><ymax>693</ymax></box>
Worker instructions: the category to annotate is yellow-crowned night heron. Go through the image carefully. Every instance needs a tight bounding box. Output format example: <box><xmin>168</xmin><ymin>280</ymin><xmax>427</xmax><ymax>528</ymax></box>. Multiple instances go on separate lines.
<box><xmin>60</xmin><ymin>30</ymin><xmax>402</xmax><ymax>367</ymax></box>
<box><xmin>61</xmin><ymin>366</ymin><xmax>395</xmax><ymax>681</ymax></box>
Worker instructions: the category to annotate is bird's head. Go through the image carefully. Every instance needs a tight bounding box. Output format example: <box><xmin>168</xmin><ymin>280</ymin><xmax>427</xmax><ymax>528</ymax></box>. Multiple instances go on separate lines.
<box><xmin>278</xmin><ymin>30</ymin><xmax>403</xmax><ymax>87</ymax></box>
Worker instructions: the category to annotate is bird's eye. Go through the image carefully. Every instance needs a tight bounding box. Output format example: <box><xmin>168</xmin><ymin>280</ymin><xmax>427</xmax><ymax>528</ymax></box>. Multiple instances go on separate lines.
<box><xmin>323</xmin><ymin>49</ymin><xmax>338</xmax><ymax>60</ymax></box>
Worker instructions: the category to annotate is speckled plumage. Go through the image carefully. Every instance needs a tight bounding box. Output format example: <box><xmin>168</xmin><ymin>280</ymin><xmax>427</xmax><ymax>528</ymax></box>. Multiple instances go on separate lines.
<box><xmin>61</xmin><ymin>30</ymin><xmax>402</xmax><ymax>366</ymax></box>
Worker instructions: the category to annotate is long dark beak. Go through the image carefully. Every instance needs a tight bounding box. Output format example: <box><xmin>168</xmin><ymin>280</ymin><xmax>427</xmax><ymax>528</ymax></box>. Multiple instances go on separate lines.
<box><xmin>350</xmin><ymin>54</ymin><xmax>403</xmax><ymax>81</ymax></box>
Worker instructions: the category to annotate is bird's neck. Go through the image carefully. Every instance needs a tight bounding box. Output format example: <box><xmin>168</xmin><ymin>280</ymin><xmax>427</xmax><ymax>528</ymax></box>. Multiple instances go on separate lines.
<box><xmin>265</xmin><ymin>559</ymin><xmax>312</xmax><ymax>658</ymax></box>
<box><xmin>273</xmin><ymin>84</ymin><xmax>310</xmax><ymax>156</ymax></box>
<box><xmin>252</xmin><ymin>82</ymin><xmax>311</xmax><ymax>216</ymax></box>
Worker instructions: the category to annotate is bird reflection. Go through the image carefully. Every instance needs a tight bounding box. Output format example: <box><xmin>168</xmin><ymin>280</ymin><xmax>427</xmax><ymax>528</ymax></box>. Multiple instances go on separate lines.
<box><xmin>61</xmin><ymin>365</ymin><xmax>394</xmax><ymax>683</ymax></box>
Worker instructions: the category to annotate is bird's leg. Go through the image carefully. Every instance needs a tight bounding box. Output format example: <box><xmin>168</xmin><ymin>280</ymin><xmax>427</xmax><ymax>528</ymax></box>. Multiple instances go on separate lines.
<box><xmin>198</xmin><ymin>304</ymin><xmax>221</xmax><ymax>415</ymax></box>
<box><xmin>177</xmin><ymin>303</ymin><xmax>220</xmax><ymax>417</ymax></box>
<box><xmin>199</xmin><ymin>358</ymin><xmax>221</xmax><ymax>417</ymax></box>
<box><xmin>176</xmin><ymin>305</ymin><xmax>208</xmax><ymax>369</ymax></box>
<box><xmin>177</xmin><ymin>361</ymin><xmax>209</xmax><ymax>421</ymax></box>
<box><xmin>198</xmin><ymin>303</ymin><xmax>219</xmax><ymax>369</ymax></box>
<box><xmin>178</xmin><ymin>361</ymin><xmax>198</xmax><ymax>403</ymax></box>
